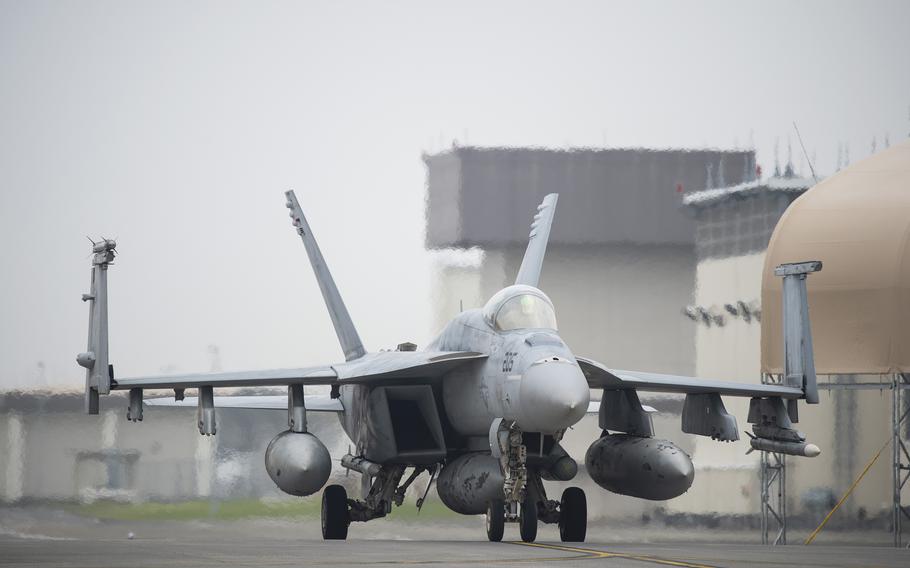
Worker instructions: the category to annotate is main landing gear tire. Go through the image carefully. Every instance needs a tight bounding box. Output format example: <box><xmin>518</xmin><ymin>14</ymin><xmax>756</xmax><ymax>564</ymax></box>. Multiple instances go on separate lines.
<box><xmin>486</xmin><ymin>500</ymin><xmax>505</xmax><ymax>542</ymax></box>
<box><xmin>321</xmin><ymin>484</ymin><xmax>350</xmax><ymax>540</ymax></box>
<box><xmin>559</xmin><ymin>487</ymin><xmax>587</xmax><ymax>543</ymax></box>
<box><xmin>519</xmin><ymin>495</ymin><xmax>538</xmax><ymax>543</ymax></box>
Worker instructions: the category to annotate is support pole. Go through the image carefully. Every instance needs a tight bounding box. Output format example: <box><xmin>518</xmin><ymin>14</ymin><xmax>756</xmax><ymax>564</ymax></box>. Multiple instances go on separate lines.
<box><xmin>288</xmin><ymin>384</ymin><xmax>307</xmax><ymax>433</ymax></box>
<box><xmin>893</xmin><ymin>373</ymin><xmax>910</xmax><ymax>547</ymax></box>
<box><xmin>760</xmin><ymin>375</ymin><xmax>787</xmax><ymax>545</ymax></box>
<box><xmin>197</xmin><ymin>386</ymin><xmax>216</xmax><ymax>435</ymax></box>
<box><xmin>127</xmin><ymin>388</ymin><xmax>143</xmax><ymax>422</ymax></box>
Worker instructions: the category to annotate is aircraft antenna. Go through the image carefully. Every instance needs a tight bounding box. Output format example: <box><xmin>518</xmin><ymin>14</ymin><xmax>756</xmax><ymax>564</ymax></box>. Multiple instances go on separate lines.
<box><xmin>792</xmin><ymin>121</ymin><xmax>819</xmax><ymax>184</ymax></box>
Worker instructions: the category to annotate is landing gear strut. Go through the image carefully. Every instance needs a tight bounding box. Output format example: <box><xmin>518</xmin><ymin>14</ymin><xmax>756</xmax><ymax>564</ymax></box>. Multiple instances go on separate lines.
<box><xmin>489</xmin><ymin>422</ymin><xmax>588</xmax><ymax>542</ymax></box>
<box><xmin>325</xmin><ymin>456</ymin><xmax>433</xmax><ymax>541</ymax></box>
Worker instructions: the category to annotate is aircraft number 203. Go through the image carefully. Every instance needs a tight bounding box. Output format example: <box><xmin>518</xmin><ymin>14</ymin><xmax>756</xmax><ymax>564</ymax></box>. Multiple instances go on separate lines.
<box><xmin>502</xmin><ymin>351</ymin><xmax>518</xmax><ymax>373</ymax></box>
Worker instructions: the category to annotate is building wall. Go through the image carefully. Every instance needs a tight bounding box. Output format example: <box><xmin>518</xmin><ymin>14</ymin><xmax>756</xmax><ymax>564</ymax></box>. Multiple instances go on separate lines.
<box><xmin>673</xmin><ymin>252</ymin><xmax>770</xmax><ymax>515</ymax></box>
<box><xmin>0</xmin><ymin>393</ymin><xmax>349</xmax><ymax>503</ymax></box>
<box><xmin>425</xmin><ymin>147</ymin><xmax>755</xmax><ymax>249</ymax></box>
<box><xmin>431</xmin><ymin>244</ymin><xmax>696</xmax><ymax>376</ymax></box>
<box><xmin>683</xmin><ymin>244</ymin><xmax>894</xmax><ymax>520</ymax></box>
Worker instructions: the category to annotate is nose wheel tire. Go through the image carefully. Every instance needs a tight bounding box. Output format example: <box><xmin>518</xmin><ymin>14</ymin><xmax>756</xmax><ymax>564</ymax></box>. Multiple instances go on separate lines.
<box><xmin>519</xmin><ymin>496</ymin><xmax>538</xmax><ymax>543</ymax></box>
<box><xmin>322</xmin><ymin>484</ymin><xmax>350</xmax><ymax>540</ymax></box>
<box><xmin>559</xmin><ymin>487</ymin><xmax>587</xmax><ymax>542</ymax></box>
<box><xmin>486</xmin><ymin>500</ymin><xmax>505</xmax><ymax>542</ymax></box>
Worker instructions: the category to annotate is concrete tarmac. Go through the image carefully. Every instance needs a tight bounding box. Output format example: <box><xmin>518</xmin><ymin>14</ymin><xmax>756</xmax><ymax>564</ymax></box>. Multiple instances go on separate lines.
<box><xmin>1</xmin><ymin>508</ymin><xmax>908</xmax><ymax>568</ymax></box>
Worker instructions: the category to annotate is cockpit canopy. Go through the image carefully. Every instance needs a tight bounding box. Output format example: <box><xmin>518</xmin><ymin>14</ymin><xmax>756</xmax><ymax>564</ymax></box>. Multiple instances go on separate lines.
<box><xmin>482</xmin><ymin>285</ymin><xmax>558</xmax><ymax>331</ymax></box>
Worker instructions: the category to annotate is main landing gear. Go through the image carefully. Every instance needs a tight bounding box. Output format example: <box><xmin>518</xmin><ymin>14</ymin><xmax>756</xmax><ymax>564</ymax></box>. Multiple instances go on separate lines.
<box><xmin>484</xmin><ymin>476</ymin><xmax>587</xmax><ymax>543</ymax></box>
<box><xmin>322</xmin><ymin>459</ymin><xmax>433</xmax><ymax>541</ymax></box>
<box><xmin>321</xmin><ymin>484</ymin><xmax>350</xmax><ymax>540</ymax></box>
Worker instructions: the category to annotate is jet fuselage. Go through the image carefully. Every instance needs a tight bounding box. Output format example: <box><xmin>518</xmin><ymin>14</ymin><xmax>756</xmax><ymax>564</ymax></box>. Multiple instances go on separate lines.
<box><xmin>338</xmin><ymin>285</ymin><xmax>590</xmax><ymax>457</ymax></box>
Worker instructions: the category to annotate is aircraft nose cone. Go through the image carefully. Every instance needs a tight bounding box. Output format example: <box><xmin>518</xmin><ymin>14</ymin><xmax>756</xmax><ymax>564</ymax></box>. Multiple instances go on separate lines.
<box><xmin>517</xmin><ymin>358</ymin><xmax>590</xmax><ymax>433</ymax></box>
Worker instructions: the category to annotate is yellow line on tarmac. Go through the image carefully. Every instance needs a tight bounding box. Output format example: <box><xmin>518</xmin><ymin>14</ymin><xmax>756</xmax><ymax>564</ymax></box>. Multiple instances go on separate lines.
<box><xmin>512</xmin><ymin>541</ymin><xmax>720</xmax><ymax>568</ymax></box>
<box><xmin>804</xmin><ymin>436</ymin><xmax>891</xmax><ymax>545</ymax></box>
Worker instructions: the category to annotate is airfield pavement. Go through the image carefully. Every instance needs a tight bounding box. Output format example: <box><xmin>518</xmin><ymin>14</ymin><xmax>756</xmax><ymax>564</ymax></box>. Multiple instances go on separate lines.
<box><xmin>1</xmin><ymin>506</ymin><xmax>909</xmax><ymax>568</ymax></box>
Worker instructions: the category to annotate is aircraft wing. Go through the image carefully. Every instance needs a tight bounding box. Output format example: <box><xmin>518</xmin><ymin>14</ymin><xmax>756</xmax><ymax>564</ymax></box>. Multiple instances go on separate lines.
<box><xmin>111</xmin><ymin>351</ymin><xmax>486</xmax><ymax>391</ymax></box>
<box><xmin>586</xmin><ymin>400</ymin><xmax>657</xmax><ymax>414</ymax></box>
<box><xmin>577</xmin><ymin>356</ymin><xmax>803</xmax><ymax>399</ymax></box>
<box><xmin>145</xmin><ymin>394</ymin><xmax>343</xmax><ymax>411</ymax></box>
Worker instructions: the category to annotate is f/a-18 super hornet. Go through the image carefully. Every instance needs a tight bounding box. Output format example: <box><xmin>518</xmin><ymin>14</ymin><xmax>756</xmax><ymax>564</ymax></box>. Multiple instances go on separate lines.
<box><xmin>78</xmin><ymin>191</ymin><xmax>822</xmax><ymax>542</ymax></box>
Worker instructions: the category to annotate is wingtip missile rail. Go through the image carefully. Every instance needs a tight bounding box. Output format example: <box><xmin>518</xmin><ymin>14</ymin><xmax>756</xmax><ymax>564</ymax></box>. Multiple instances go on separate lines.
<box><xmin>77</xmin><ymin>237</ymin><xmax>117</xmax><ymax>414</ymax></box>
<box><xmin>747</xmin><ymin>434</ymin><xmax>821</xmax><ymax>458</ymax></box>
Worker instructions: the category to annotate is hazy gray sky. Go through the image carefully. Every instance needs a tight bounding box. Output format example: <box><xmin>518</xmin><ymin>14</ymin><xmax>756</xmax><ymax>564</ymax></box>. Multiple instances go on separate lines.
<box><xmin>1</xmin><ymin>0</ymin><xmax>908</xmax><ymax>389</ymax></box>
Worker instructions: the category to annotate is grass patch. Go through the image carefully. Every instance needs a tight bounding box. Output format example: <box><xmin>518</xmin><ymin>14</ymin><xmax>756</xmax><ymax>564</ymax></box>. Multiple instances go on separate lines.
<box><xmin>69</xmin><ymin>498</ymin><xmax>320</xmax><ymax>521</ymax></box>
<box><xmin>68</xmin><ymin>497</ymin><xmax>460</xmax><ymax>522</ymax></box>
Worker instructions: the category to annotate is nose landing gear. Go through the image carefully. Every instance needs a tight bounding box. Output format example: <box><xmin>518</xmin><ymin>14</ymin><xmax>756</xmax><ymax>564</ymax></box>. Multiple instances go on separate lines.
<box><xmin>519</xmin><ymin>495</ymin><xmax>538</xmax><ymax>543</ymax></box>
<box><xmin>486</xmin><ymin>500</ymin><xmax>505</xmax><ymax>542</ymax></box>
<box><xmin>487</xmin><ymin>421</ymin><xmax>588</xmax><ymax>542</ymax></box>
<box><xmin>484</xmin><ymin>473</ymin><xmax>588</xmax><ymax>542</ymax></box>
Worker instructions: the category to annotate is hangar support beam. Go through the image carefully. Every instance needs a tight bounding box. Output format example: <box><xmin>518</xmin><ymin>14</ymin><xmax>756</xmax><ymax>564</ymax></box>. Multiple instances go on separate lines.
<box><xmin>812</xmin><ymin>375</ymin><xmax>910</xmax><ymax>548</ymax></box>
<box><xmin>759</xmin><ymin>372</ymin><xmax>787</xmax><ymax>546</ymax></box>
<box><xmin>893</xmin><ymin>373</ymin><xmax>910</xmax><ymax>548</ymax></box>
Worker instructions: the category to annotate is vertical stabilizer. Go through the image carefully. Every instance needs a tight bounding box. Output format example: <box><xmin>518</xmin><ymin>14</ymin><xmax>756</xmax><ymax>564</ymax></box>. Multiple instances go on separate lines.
<box><xmin>515</xmin><ymin>193</ymin><xmax>559</xmax><ymax>288</ymax></box>
<box><xmin>285</xmin><ymin>191</ymin><xmax>366</xmax><ymax>361</ymax></box>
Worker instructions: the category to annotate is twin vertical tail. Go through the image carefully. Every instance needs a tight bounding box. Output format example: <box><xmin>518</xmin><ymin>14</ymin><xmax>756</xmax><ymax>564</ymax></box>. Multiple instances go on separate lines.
<box><xmin>285</xmin><ymin>191</ymin><xmax>366</xmax><ymax>361</ymax></box>
<box><xmin>515</xmin><ymin>193</ymin><xmax>559</xmax><ymax>288</ymax></box>
<box><xmin>77</xmin><ymin>239</ymin><xmax>117</xmax><ymax>414</ymax></box>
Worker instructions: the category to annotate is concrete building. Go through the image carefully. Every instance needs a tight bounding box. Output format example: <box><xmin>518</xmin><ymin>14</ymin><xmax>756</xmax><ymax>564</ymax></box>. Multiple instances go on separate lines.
<box><xmin>671</xmin><ymin>172</ymin><xmax>816</xmax><ymax>517</ymax></box>
<box><xmin>674</xmin><ymin>167</ymin><xmax>895</xmax><ymax>526</ymax></box>
<box><xmin>0</xmin><ymin>390</ymin><xmax>349</xmax><ymax>504</ymax></box>
<box><xmin>425</xmin><ymin>146</ymin><xmax>756</xmax><ymax>376</ymax></box>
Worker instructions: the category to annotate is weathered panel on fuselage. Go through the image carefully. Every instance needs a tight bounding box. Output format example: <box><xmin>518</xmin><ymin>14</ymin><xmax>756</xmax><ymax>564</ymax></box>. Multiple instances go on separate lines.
<box><xmin>430</xmin><ymin>310</ymin><xmax>578</xmax><ymax>437</ymax></box>
<box><xmin>338</xmin><ymin>383</ymin><xmax>369</xmax><ymax>454</ymax></box>
<box><xmin>337</xmin><ymin>382</ymin><xmax>446</xmax><ymax>465</ymax></box>
<box><xmin>337</xmin><ymin>308</ymin><xmax>582</xmax><ymax>456</ymax></box>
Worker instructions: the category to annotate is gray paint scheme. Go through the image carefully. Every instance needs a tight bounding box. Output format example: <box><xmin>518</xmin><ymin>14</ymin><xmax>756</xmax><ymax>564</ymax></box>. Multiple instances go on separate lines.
<box><xmin>79</xmin><ymin>190</ymin><xmax>819</xmax><ymax>536</ymax></box>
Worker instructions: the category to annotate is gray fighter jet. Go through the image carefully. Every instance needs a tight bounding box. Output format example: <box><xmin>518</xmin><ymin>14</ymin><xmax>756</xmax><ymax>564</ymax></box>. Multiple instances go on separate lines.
<box><xmin>78</xmin><ymin>191</ymin><xmax>821</xmax><ymax>542</ymax></box>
